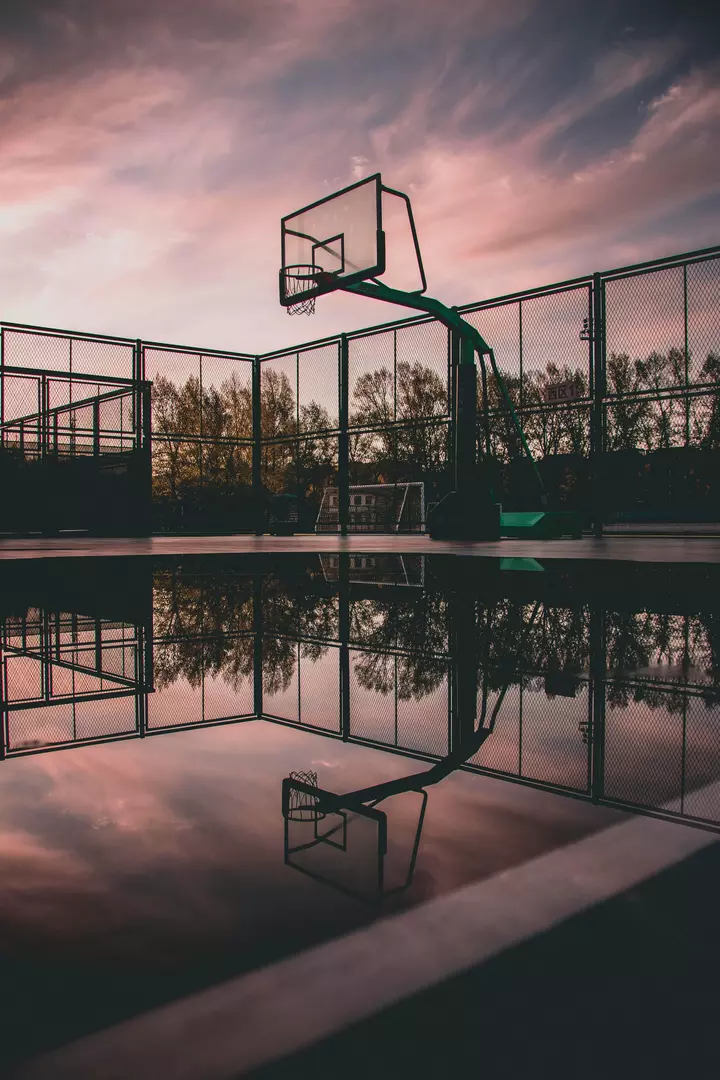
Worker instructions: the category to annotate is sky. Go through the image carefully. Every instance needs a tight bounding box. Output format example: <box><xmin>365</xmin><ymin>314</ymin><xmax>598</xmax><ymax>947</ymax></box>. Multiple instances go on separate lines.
<box><xmin>0</xmin><ymin>0</ymin><xmax>719</xmax><ymax>355</ymax></box>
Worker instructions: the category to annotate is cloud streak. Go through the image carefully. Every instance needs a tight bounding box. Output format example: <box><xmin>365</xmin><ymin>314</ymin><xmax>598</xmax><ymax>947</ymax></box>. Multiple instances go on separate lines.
<box><xmin>0</xmin><ymin>0</ymin><xmax>717</xmax><ymax>351</ymax></box>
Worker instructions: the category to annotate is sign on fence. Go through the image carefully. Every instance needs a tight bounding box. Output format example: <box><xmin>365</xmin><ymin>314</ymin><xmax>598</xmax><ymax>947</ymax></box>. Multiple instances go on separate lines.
<box><xmin>543</xmin><ymin>380</ymin><xmax>582</xmax><ymax>404</ymax></box>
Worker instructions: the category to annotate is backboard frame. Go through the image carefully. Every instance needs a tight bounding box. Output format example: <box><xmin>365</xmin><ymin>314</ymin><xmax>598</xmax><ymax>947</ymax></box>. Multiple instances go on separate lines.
<box><xmin>283</xmin><ymin>773</ymin><xmax>389</xmax><ymax>901</ymax></box>
<box><xmin>280</xmin><ymin>173</ymin><xmax>385</xmax><ymax>307</ymax></box>
<box><xmin>280</xmin><ymin>174</ymin><xmax>427</xmax><ymax>308</ymax></box>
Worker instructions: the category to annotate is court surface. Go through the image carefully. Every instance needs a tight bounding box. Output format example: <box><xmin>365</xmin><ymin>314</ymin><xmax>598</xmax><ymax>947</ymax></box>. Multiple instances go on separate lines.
<box><xmin>1</xmin><ymin>532</ymin><xmax>720</xmax><ymax>563</ymax></box>
<box><xmin>1</xmin><ymin>549</ymin><xmax>718</xmax><ymax>1079</ymax></box>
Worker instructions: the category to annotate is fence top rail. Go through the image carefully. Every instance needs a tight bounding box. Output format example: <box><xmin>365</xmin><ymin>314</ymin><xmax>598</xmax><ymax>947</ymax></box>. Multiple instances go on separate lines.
<box><xmin>598</xmin><ymin>243</ymin><xmax>720</xmax><ymax>281</ymax></box>
<box><xmin>3</xmin><ymin>242</ymin><xmax>718</xmax><ymax>367</ymax></box>
<box><xmin>1</xmin><ymin>321</ymin><xmax>136</xmax><ymax>346</ymax></box>
<box><xmin>141</xmin><ymin>339</ymin><xmax>255</xmax><ymax>361</ymax></box>
<box><xmin>0</xmin><ymin>363</ymin><xmax>148</xmax><ymax>388</ymax></box>
<box><xmin>458</xmin><ymin>276</ymin><xmax>594</xmax><ymax>314</ymax></box>
<box><xmin>0</xmin><ymin>323</ymin><xmax>256</xmax><ymax>362</ymax></box>
<box><xmin>259</xmin><ymin>311</ymin><xmax>444</xmax><ymax>362</ymax></box>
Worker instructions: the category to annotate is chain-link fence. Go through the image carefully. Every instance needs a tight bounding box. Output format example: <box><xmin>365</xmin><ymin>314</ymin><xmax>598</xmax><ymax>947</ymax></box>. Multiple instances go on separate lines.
<box><xmin>144</xmin><ymin>341</ymin><xmax>255</xmax><ymax>532</ymax></box>
<box><xmin>259</xmin><ymin>244</ymin><xmax>720</xmax><ymax>533</ymax></box>
<box><xmin>462</xmin><ymin>281</ymin><xmax>593</xmax><ymax>514</ymax></box>
<box><xmin>2</xmin><ymin>244</ymin><xmax>717</xmax><ymax>536</ymax></box>
<box><xmin>599</xmin><ymin>253</ymin><xmax>720</xmax><ymax>523</ymax></box>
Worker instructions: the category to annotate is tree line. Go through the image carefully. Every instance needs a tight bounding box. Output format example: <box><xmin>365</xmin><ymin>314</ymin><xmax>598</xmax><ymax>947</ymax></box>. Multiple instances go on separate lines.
<box><xmin>150</xmin><ymin>348</ymin><xmax>720</xmax><ymax>522</ymax></box>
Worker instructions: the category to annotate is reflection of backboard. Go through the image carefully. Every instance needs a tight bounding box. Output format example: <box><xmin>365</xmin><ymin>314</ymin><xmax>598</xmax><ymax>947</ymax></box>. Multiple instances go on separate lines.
<box><xmin>280</xmin><ymin>175</ymin><xmax>384</xmax><ymax>308</ymax></box>
<box><xmin>282</xmin><ymin>773</ymin><xmax>426</xmax><ymax>902</ymax></box>
<box><xmin>283</xmin><ymin>774</ymin><xmax>387</xmax><ymax>901</ymax></box>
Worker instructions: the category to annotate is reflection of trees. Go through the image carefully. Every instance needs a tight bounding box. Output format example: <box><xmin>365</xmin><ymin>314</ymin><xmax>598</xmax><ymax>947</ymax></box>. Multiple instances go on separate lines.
<box><xmin>261</xmin><ymin>575</ymin><xmax>340</xmax><ymax>692</ymax></box>
<box><xmin>479</xmin><ymin>602</ymin><xmax>590</xmax><ymax>689</ymax></box>
<box><xmin>606</xmin><ymin>611</ymin><xmax>720</xmax><ymax>711</ymax></box>
<box><xmin>150</xmin><ymin>565</ymin><xmax>720</xmax><ymax>715</ymax></box>
<box><xmin>261</xmin><ymin>635</ymin><xmax>297</xmax><ymax>696</ymax></box>
<box><xmin>152</xmin><ymin>571</ymin><xmax>254</xmax><ymax>691</ymax></box>
<box><xmin>352</xmin><ymin>650</ymin><xmax>449</xmax><ymax>701</ymax></box>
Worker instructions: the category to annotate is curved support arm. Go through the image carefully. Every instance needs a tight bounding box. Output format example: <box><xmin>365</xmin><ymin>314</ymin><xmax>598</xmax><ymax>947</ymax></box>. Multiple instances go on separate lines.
<box><xmin>347</xmin><ymin>280</ymin><xmax>491</xmax><ymax>353</ymax></box>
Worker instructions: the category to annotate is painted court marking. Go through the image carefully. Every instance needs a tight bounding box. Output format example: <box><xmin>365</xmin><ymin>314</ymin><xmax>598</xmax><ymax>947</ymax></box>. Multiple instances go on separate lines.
<box><xmin>16</xmin><ymin>788</ymin><xmax>720</xmax><ymax>1080</ymax></box>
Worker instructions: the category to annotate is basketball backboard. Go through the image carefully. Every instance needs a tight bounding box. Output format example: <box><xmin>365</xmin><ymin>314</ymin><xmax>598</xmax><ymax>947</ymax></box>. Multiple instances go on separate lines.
<box><xmin>282</xmin><ymin>771</ymin><xmax>426</xmax><ymax>902</ymax></box>
<box><xmin>280</xmin><ymin>174</ymin><xmax>426</xmax><ymax>311</ymax></box>
<box><xmin>283</xmin><ymin>772</ymin><xmax>387</xmax><ymax>901</ymax></box>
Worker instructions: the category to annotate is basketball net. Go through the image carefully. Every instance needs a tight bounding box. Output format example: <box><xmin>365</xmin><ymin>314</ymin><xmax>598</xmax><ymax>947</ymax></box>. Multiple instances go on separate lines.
<box><xmin>283</xmin><ymin>265</ymin><xmax>318</xmax><ymax>315</ymax></box>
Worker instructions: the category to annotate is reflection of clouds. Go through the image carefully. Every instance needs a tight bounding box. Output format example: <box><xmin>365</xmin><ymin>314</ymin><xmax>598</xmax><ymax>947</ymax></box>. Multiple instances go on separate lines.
<box><xmin>0</xmin><ymin>716</ymin><xmax>614</xmax><ymax>956</ymax></box>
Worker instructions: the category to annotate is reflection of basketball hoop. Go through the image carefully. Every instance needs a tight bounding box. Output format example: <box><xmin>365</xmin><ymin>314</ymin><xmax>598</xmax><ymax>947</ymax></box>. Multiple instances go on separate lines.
<box><xmin>282</xmin><ymin>265</ymin><xmax>320</xmax><ymax>315</ymax></box>
<box><xmin>286</xmin><ymin>770</ymin><xmax>325</xmax><ymax>821</ymax></box>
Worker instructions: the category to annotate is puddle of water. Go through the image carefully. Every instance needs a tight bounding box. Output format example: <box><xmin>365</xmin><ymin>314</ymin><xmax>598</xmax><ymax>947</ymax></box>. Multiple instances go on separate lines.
<box><xmin>1</xmin><ymin>552</ymin><xmax>719</xmax><ymax>1067</ymax></box>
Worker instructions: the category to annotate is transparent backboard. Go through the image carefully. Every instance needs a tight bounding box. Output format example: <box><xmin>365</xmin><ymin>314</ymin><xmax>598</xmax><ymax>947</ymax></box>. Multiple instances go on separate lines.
<box><xmin>285</xmin><ymin>805</ymin><xmax>387</xmax><ymax>902</ymax></box>
<box><xmin>280</xmin><ymin>174</ymin><xmax>385</xmax><ymax>306</ymax></box>
<box><xmin>282</xmin><ymin>774</ymin><xmax>426</xmax><ymax>902</ymax></box>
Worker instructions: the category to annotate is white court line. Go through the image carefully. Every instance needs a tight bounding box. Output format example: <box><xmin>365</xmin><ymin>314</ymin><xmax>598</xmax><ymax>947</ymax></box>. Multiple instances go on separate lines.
<box><xmin>16</xmin><ymin>794</ymin><xmax>720</xmax><ymax>1080</ymax></box>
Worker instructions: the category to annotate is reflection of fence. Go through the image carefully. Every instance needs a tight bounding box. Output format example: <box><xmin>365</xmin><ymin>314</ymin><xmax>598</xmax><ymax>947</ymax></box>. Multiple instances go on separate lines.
<box><xmin>256</xmin><ymin>566</ymin><xmax>720</xmax><ymax>834</ymax></box>
<box><xmin>1</xmin><ymin>609</ymin><xmax>151</xmax><ymax>755</ymax></box>
<box><xmin>2</xmin><ymin>560</ymin><xmax>719</xmax><ymax>833</ymax></box>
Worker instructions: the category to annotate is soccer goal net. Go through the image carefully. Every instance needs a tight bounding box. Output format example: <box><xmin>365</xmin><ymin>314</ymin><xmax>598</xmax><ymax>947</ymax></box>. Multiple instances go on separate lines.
<box><xmin>315</xmin><ymin>482</ymin><xmax>425</xmax><ymax>533</ymax></box>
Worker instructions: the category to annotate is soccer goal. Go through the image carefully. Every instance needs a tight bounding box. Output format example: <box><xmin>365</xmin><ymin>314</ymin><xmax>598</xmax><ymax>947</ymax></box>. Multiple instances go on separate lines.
<box><xmin>315</xmin><ymin>482</ymin><xmax>425</xmax><ymax>533</ymax></box>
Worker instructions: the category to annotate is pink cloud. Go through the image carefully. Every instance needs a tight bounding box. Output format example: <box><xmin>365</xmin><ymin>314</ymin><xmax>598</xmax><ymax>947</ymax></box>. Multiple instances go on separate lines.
<box><xmin>0</xmin><ymin>3</ymin><xmax>716</xmax><ymax>355</ymax></box>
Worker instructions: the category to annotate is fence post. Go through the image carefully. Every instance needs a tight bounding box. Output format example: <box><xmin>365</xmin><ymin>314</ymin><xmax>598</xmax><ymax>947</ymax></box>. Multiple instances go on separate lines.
<box><xmin>142</xmin><ymin>382</ymin><xmax>152</xmax><ymax>454</ymax></box>
<box><xmin>134</xmin><ymin>338</ymin><xmax>145</xmax><ymax>448</ymax></box>
<box><xmin>92</xmin><ymin>399</ymin><xmax>100</xmax><ymax>457</ymax></box>
<box><xmin>589</xmin><ymin>602</ymin><xmax>606</xmax><ymax>803</ymax></box>
<box><xmin>253</xmin><ymin>571</ymin><xmax>264</xmax><ymax>719</ymax></box>
<box><xmin>591</xmin><ymin>272</ymin><xmax>605</xmax><ymax>536</ymax></box>
<box><xmin>0</xmin><ymin>327</ymin><xmax>4</xmax><ymax>427</ymax></box>
<box><xmin>40</xmin><ymin>374</ymin><xmax>48</xmax><ymax>461</ymax></box>
<box><xmin>252</xmin><ymin>356</ymin><xmax>263</xmax><ymax>535</ymax></box>
<box><xmin>339</xmin><ymin>334</ymin><xmax>349</xmax><ymax>537</ymax></box>
<box><xmin>339</xmin><ymin>552</ymin><xmax>350</xmax><ymax>739</ymax></box>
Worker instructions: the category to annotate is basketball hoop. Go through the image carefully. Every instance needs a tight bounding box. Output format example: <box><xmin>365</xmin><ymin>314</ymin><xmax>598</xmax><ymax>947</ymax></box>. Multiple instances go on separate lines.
<box><xmin>283</xmin><ymin>265</ymin><xmax>319</xmax><ymax>315</ymax></box>
<box><xmin>286</xmin><ymin>770</ymin><xmax>326</xmax><ymax>821</ymax></box>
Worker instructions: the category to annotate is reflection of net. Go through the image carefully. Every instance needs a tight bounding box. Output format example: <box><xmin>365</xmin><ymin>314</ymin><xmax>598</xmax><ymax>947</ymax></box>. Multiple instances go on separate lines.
<box><xmin>283</xmin><ymin>265</ymin><xmax>318</xmax><ymax>316</ymax></box>
<box><xmin>287</xmin><ymin>770</ymin><xmax>325</xmax><ymax>821</ymax></box>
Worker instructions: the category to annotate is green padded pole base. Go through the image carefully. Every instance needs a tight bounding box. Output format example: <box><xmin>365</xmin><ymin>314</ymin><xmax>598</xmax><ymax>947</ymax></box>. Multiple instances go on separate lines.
<box><xmin>499</xmin><ymin>511</ymin><xmax>583</xmax><ymax>539</ymax></box>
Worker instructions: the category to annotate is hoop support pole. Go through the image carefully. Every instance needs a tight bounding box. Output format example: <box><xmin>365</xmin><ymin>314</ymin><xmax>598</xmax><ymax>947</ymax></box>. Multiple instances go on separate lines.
<box><xmin>347</xmin><ymin>280</ymin><xmax>544</xmax><ymax>497</ymax></box>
